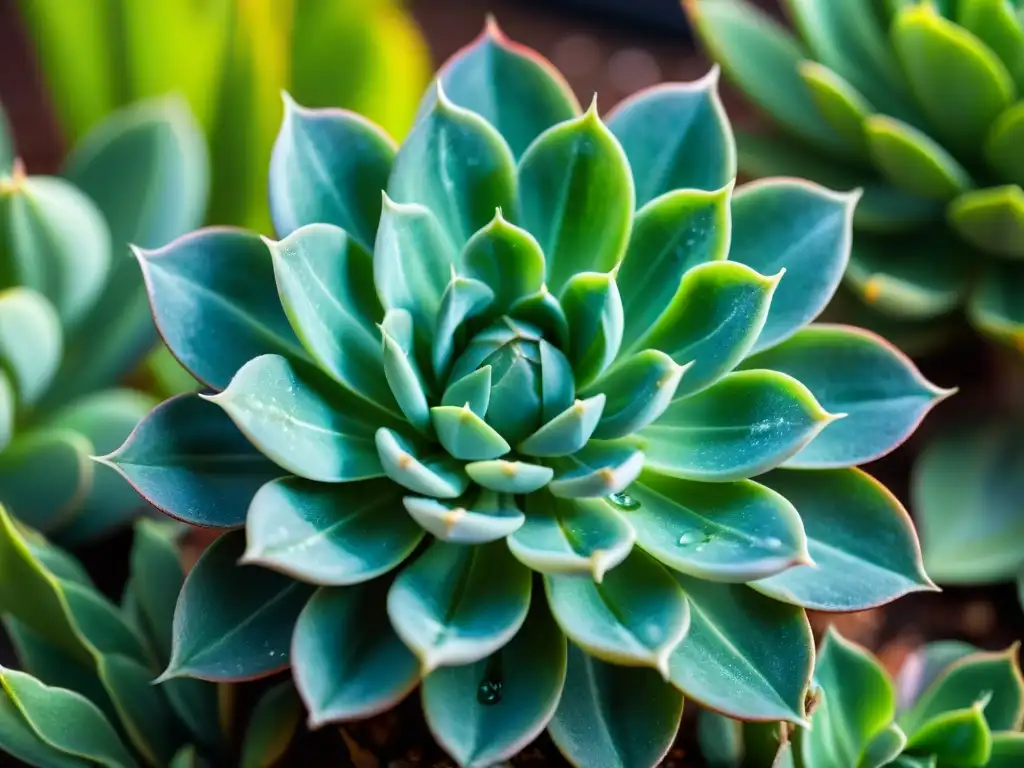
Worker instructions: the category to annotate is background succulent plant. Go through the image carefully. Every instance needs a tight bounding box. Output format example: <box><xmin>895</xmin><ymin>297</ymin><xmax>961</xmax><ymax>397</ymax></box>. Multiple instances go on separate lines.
<box><xmin>105</xmin><ymin>19</ymin><xmax>947</xmax><ymax>768</ymax></box>
<box><xmin>686</xmin><ymin>0</ymin><xmax>1024</xmax><ymax>353</ymax></box>
<box><xmin>0</xmin><ymin>98</ymin><xmax>207</xmax><ymax>545</ymax></box>
<box><xmin>0</xmin><ymin>507</ymin><xmax>298</xmax><ymax>767</ymax></box>
<box><xmin>700</xmin><ymin>628</ymin><xmax>1024</xmax><ymax>767</ymax></box>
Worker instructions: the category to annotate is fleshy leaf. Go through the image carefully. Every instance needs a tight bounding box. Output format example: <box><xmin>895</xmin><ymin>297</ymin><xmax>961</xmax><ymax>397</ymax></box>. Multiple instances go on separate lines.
<box><xmin>267</xmin><ymin>223</ymin><xmax>395</xmax><ymax>411</ymax></box>
<box><xmin>958</xmin><ymin>0</ymin><xmax>1024</xmax><ymax>92</ymax></box>
<box><xmin>381</xmin><ymin>310</ymin><xmax>431</xmax><ymax>435</ymax></box>
<box><xmin>913</xmin><ymin>421</ymin><xmax>1024</xmax><ymax>583</ymax></box>
<box><xmin>99</xmin><ymin>394</ymin><xmax>281</xmax><ymax>528</ymax></box>
<box><xmin>865</xmin><ymin>115</ymin><xmax>973</xmax><ymax>200</ymax></box>
<box><xmin>375</xmin><ymin>428</ymin><xmax>469</xmax><ymax>499</ymax></box>
<box><xmin>464</xmin><ymin>459</ymin><xmax>554</xmax><ymax>494</ymax></box>
<box><xmin>388</xmin><ymin>84</ymin><xmax>515</xmax><ymax>248</ymax></box>
<box><xmin>607</xmin><ymin>68</ymin><xmax>736</xmax><ymax>204</ymax></box>
<box><xmin>539</xmin><ymin>339</ymin><xmax>576</xmax><ymax>423</ymax></box>
<box><xmin>49</xmin><ymin>98</ymin><xmax>207</xmax><ymax>403</ymax></box>
<box><xmin>728</xmin><ymin>178</ymin><xmax>858</xmax><ymax>353</ymax></box>
<box><xmin>630</xmin><ymin>260</ymin><xmax>780</xmax><ymax>399</ymax></box>
<box><xmin>546</xmin><ymin>441</ymin><xmax>645</xmax><ymax>499</ymax></box>
<box><xmin>641</xmin><ymin>370</ymin><xmax>839</xmax><ymax>482</ymax></box>
<box><xmin>903</xmin><ymin>704</ymin><xmax>992</xmax><ymax>766</ymax></box>
<box><xmin>968</xmin><ymin>261</ymin><xmax>1024</xmax><ymax>347</ymax></box>
<box><xmin>137</xmin><ymin>228</ymin><xmax>309</xmax><ymax>390</ymax></box>
<box><xmin>420</xmin><ymin>18</ymin><xmax>580</xmax><ymax>159</ymax></box>
<box><xmin>431</xmin><ymin>405</ymin><xmax>511</xmax><ymax>461</ymax></box>
<box><xmin>546</xmin><ymin>548</ymin><xmax>689</xmax><ymax>675</ymax></box>
<box><xmin>615</xmin><ymin>185</ymin><xmax>732</xmax><ymax>355</ymax></box>
<box><xmin>462</xmin><ymin>210</ymin><xmax>545</xmax><ymax>316</ymax></box>
<box><xmin>518</xmin><ymin>395</ymin><xmax>606</xmax><ymax>458</ymax></box>
<box><xmin>753</xmin><ymin>469</ymin><xmax>934</xmax><ymax>611</ymax></box>
<box><xmin>208</xmin><ymin>354</ymin><xmax>384</xmax><ymax>483</ymax></box>
<box><xmin>243</xmin><ymin>477</ymin><xmax>423</xmax><ymax>585</ymax></box>
<box><xmin>801</xmin><ymin>629</ymin><xmax>895</xmax><ymax>767</ymax></box>
<box><xmin>797</xmin><ymin>61</ymin><xmax>872</xmax><ymax>154</ymax></box>
<box><xmin>403</xmin><ymin>491</ymin><xmax>524</xmax><ymax>544</ymax></box>
<box><xmin>509</xmin><ymin>289</ymin><xmax>570</xmax><ymax>350</ymax></box>
<box><xmin>685</xmin><ymin>0</ymin><xmax>851</xmax><ymax>153</ymax></box>
<box><xmin>669</xmin><ymin>575</ymin><xmax>813</xmax><ymax>723</ymax></box>
<box><xmin>164</xmin><ymin>531</ymin><xmax>314</xmax><ymax>681</ymax></box>
<box><xmin>507</xmin><ymin>493</ymin><xmax>634</xmax><ymax>580</ymax></box>
<box><xmin>560</xmin><ymin>271</ymin><xmax>623</xmax><ymax>387</ymax></box>
<box><xmin>517</xmin><ymin>101</ymin><xmax>634</xmax><ymax>292</ymax></box>
<box><xmin>0</xmin><ymin>676</ymin><xmax>99</xmax><ymax>767</ymax></box>
<box><xmin>387</xmin><ymin>540</ymin><xmax>531</xmax><ymax>673</ymax></box>
<box><xmin>740</xmin><ymin>324</ymin><xmax>951</xmax><ymax>468</ymax></box>
<box><xmin>442</xmin><ymin>367</ymin><xmax>492</xmax><ymax>418</ymax></box>
<box><xmin>0</xmin><ymin>288</ymin><xmax>61</xmax><ymax>407</ymax></box>
<box><xmin>422</xmin><ymin>597</ymin><xmax>567</xmax><ymax>768</ymax></box>
<box><xmin>433</xmin><ymin>274</ymin><xmax>495</xmax><ymax>379</ymax></box>
<box><xmin>626</xmin><ymin>470</ymin><xmax>808</xmax><ymax>582</ymax></box>
<box><xmin>374</xmin><ymin>196</ymin><xmax>458</xmax><ymax>340</ymax></box>
<box><xmin>548</xmin><ymin>643</ymin><xmax>683</xmax><ymax>768</ymax></box>
<box><xmin>900</xmin><ymin>646</ymin><xmax>1024</xmax><ymax>735</ymax></box>
<box><xmin>0</xmin><ymin>667</ymin><xmax>137</xmax><ymax>768</ymax></box>
<box><xmin>0</xmin><ymin>175</ymin><xmax>109</xmax><ymax>328</ymax></box>
<box><xmin>292</xmin><ymin>584</ymin><xmax>419</xmax><ymax>726</ymax></box>
<box><xmin>986</xmin><ymin>101</ymin><xmax>1024</xmax><ymax>187</ymax></box>
<box><xmin>268</xmin><ymin>96</ymin><xmax>395</xmax><ymax>248</ymax></box>
<box><xmin>0</xmin><ymin>430</ymin><xmax>93</xmax><ymax>534</ymax></box>
<box><xmin>590</xmin><ymin>351</ymin><xmax>687</xmax><ymax>439</ymax></box>
<box><xmin>238</xmin><ymin>681</ymin><xmax>301</xmax><ymax>768</ymax></box>
<box><xmin>892</xmin><ymin>2</ymin><xmax>1015</xmax><ymax>152</ymax></box>
<box><xmin>948</xmin><ymin>184</ymin><xmax>1024</xmax><ymax>258</ymax></box>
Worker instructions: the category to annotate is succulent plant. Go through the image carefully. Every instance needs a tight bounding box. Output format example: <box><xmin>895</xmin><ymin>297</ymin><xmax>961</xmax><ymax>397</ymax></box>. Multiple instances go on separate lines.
<box><xmin>0</xmin><ymin>507</ymin><xmax>300</xmax><ymax>767</ymax></box>
<box><xmin>686</xmin><ymin>0</ymin><xmax>1024</xmax><ymax>352</ymax></box>
<box><xmin>104</xmin><ymin>20</ymin><xmax>946</xmax><ymax>768</ymax></box>
<box><xmin>699</xmin><ymin>628</ymin><xmax>1024</xmax><ymax>768</ymax></box>
<box><xmin>0</xmin><ymin>98</ymin><xmax>207</xmax><ymax>545</ymax></box>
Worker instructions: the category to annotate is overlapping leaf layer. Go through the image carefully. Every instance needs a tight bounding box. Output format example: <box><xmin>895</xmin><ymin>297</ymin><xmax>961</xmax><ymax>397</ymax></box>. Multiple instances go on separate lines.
<box><xmin>99</xmin><ymin>21</ymin><xmax>942</xmax><ymax>768</ymax></box>
<box><xmin>0</xmin><ymin>99</ymin><xmax>207</xmax><ymax>546</ymax></box>
<box><xmin>688</xmin><ymin>0</ymin><xmax>1024</xmax><ymax>353</ymax></box>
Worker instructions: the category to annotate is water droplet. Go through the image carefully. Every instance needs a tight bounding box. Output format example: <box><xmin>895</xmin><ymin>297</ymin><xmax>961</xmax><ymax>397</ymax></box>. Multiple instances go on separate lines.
<box><xmin>764</xmin><ymin>537</ymin><xmax>782</xmax><ymax>550</ymax></box>
<box><xmin>678</xmin><ymin>532</ymin><xmax>696</xmax><ymax>546</ymax></box>
<box><xmin>477</xmin><ymin>655</ymin><xmax>503</xmax><ymax>706</ymax></box>
<box><xmin>608</xmin><ymin>492</ymin><xmax>640</xmax><ymax>511</ymax></box>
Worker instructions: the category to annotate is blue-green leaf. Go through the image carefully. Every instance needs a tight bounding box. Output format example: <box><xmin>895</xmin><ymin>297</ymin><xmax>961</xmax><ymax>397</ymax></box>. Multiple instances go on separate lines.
<box><xmin>99</xmin><ymin>394</ymin><xmax>281</xmax><ymax>528</ymax></box>
<box><xmin>387</xmin><ymin>540</ymin><xmax>531</xmax><ymax>673</ymax></box>
<box><xmin>267</xmin><ymin>223</ymin><xmax>395</xmax><ymax>411</ymax></box>
<box><xmin>741</xmin><ymin>325</ymin><xmax>952</xmax><ymax>468</ymax></box>
<box><xmin>208</xmin><ymin>354</ymin><xmax>384</xmax><ymax>483</ymax></box>
<box><xmin>423</xmin><ymin>597</ymin><xmax>567</xmax><ymax>768</ymax></box>
<box><xmin>389</xmin><ymin>84</ymin><xmax>515</xmax><ymax>248</ymax></box>
<box><xmin>293</xmin><ymin>584</ymin><xmax>420</xmax><ymax>726</ymax></box>
<box><xmin>163</xmin><ymin>531</ymin><xmax>314</xmax><ymax>682</ymax></box>
<box><xmin>616</xmin><ymin>185</ymin><xmax>732</xmax><ymax>355</ymax></box>
<box><xmin>464</xmin><ymin>459</ymin><xmax>554</xmax><ymax>494</ymax></box>
<box><xmin>728</xmin><ymin>179</ymin><xmax>859</xmax><ymax>353</ymax></box>
<box><xmin>0</xmin><ymin>288</ymin><xmax>61</xmax><ymax>407</ymax></box>
<box><xmin>442</xmin><ymin>367</ymin><xmax>492</xmax><ymax>418</ymax></box>
<box><xmin>239</xmin><ymin>680</ymin><xmax>301</xmax><ymax>768</ymax></box>
<box><xmin>508</xmin><ymin>493</ymin><xmax>634</xmax><ymax>580</ymax></box>
<box><xmin>433</xmin><ymin>274</ymin><xmax>495</xmax><ymax>379</ymax></box>
<box><xmin>546</xmin><ymin>549</ymin><xmax>689</xmax><ymax>675</ymax></box>
<box><xmin>669</xmin><ymin>575</ymin><xmax>813</xmax><ymax>723</ymax></box>
<box><xmin>548</xmin><ymin>644</ymin><xmax>683</xmax><ymax>768</ymax></box>
<box><xmin>419</xmin><ymin>17</ymin><xmax>580</xmax><ymax>159</ymax></box>
<box><xmin>519</xmin><ymin>395</ymin><xmax>606</xmax><ymax>458</ymax></box>
<box><xmin>865</xmin><ymin>115</ymin><xmax>973</xmax><ymax>200</ymax></box>
<box><xmin>607</xmin><ymin>68</ymin><xmax>736</xmax><ymax>204</ymax></box>
<box><xmin>137</xmin><ymin>228</ymin><xmax>309</xmax><ymax>390</ymax></box>
<box><xmin>461</xmin><ymin>210</ymin><xmax>545</xmax><ymax>316</ymax></box>
<box><xmin>517</xmin><ymin>101</ymin><xmax>635</xmax><ymax>292</ymax></box>
<box><xmin>948</xmin><ymin>184</ymin><xmax>1024</xmax><ymax>258</ymax></box>
<box><xmin>626</xmin><ymin>470</ymin><xmax>808</xmax><ymax>582</ymax></box>
<box><xmin>547</xmin><ymin>441</ymin><xmax>645</xmax><ymax>499</ymax></box>
<box><xmin>561</xmin><ymin>271</ymin><xmax>624</xmax><ymax>388</ymax></box>
<box><xmin>243</xmin><ymin>477</ymin><xmax>422</xmax><ymax>585</ymax></box>
<box><xmin>630</xmin><ymin>260</ymin><xmax>780</xmax><ymax>399</ymax></box>
<box><xmin>269</xmin><ymin>95</ymin><xmax>395</xmax><ymax>248</ymax></box>
<box><xmin>753</xmin><ymin>469</ymin><xmax>934</xmax><ymax>611</ymax></box>
<box><xmin>641</xmin><ymin>370</ymin><xmax>839</xmax><ymax>482</ymax></box>
<box><xmin>375</xmin><ymin>428</ymin><xmax>469</xmax><ymax>499</ymax></box>
<box><xmin>431</xmin><ymin>405</ymin><xmax>511</xmax><ymax>461</ymax></box>
<box><xmin>403</xmin><ymin>491</ymin><xmax>524</xmax><ymax>544</ymax></box>
<box><xmin>381</xmin><ymin>309</ymin><xmax>431</xmax><ymax>435</ymax></box>
<box><xmin>590</xmin><ymin>351</ymin><xmax>687</xmax><ymax>439</ymax></box>
<box><xmin>797</xmin><ymin>61</ymin><xmax>872</xmax><ymax>154</ymax></box>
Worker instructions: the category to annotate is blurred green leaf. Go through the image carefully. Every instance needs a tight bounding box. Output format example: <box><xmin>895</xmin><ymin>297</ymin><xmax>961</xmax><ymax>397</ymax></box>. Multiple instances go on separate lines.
<box><xmin>239</xmin><ymin>681</ymin><xmax>301</xmax><ymax>768</ymax></box>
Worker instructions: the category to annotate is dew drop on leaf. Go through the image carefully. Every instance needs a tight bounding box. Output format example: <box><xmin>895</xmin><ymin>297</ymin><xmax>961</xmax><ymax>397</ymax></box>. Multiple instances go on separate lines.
<box><xmin>608</xmin><ymin>492</ymin><xmax>640</xmax><ymax>511</ymax></box>
<box><xmin>764</xmin><ymin>537</ymin><xmax>782</xmax><ymax>550</ymax></box>
<box><xmin>477</xmin><ymin>655</ymin><xmax>503</xmax><ymax>706</ymax></box>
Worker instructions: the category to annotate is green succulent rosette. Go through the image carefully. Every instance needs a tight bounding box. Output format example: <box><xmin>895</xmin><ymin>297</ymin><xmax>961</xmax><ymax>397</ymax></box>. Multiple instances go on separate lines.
<box><xmin>105</xmin><ymin>21</ymin><xmax>945</xmax><ymax>768</ymax></box>
<box><xmin>0</xmin><ymin>506</ymin><xmax>298</xmax><ymax>767</ymax></box>
<box><xmin>0</xmin><ymin>99</ymin><xmax>207</xmax><ymax>545</ymax></box>
<box><xmin>687</xmin><ymin>0</ymin><xmax>1024</xmax><ymax>353</ymax></box>
<box><xmin>700</xmin><ymin>628</ymin><xmax>1024</xmax><ymax>768</ymax></box>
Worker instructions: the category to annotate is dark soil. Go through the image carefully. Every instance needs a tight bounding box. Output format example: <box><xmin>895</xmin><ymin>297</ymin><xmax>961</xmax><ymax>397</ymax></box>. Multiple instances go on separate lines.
<box><xmin>1</xmin><ymin>0</ymin><xmax>1021</xmax><ymax>765</ymax></box>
